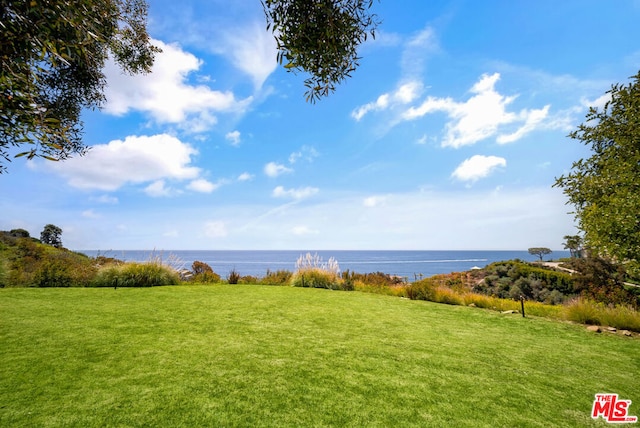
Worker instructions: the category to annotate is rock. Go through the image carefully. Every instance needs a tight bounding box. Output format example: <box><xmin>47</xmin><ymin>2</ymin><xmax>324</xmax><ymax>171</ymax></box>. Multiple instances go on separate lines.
<box><xmin>502</xmin><ymin>310</ymin><xmax>517</xmax><ymax>314</ymax></box>
<box><xmin>468</xmin><ymin>303</ymin><xmax>476</xmax><ymax>307</ymax></box>
<box><xmin>620</xmin><ymin>330</ymin><xmax>632</xmax><ymax>337</ymax></box>
<box><xmin>178</xmin><ymin>269</ymin><xmax>193</xmax><ymax>281</ymax></box>
<box><xmin>587</xmin><ymin>325</ymin><xmax>601</xmax><ymax>333</ymax></box>
<box><xmin>605</xmin><ymin>327</ymin><xmax>617</xmax><ymax>333</ymax></box>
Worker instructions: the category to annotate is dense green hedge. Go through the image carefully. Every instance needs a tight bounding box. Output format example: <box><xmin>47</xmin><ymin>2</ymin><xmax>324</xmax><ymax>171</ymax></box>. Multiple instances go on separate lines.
<box><xmin>472</xmin><ymin>261</ymin><xmax>575</xmax><ymax>304</ymax></box>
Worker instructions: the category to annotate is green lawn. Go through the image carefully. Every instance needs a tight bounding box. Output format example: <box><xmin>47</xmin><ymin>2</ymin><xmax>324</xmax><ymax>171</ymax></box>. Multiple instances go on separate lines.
<box><xmin>1</xmin><ymin>285</ymin><xmax>638</xmax><ymax>427</ymax></box>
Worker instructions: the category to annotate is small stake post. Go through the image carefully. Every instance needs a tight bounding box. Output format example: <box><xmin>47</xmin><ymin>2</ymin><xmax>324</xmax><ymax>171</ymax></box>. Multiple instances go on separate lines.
<box><xmin>520</xmin><ymin>295</ymin><xmax>525</xmax><ymax>318</ymax></box>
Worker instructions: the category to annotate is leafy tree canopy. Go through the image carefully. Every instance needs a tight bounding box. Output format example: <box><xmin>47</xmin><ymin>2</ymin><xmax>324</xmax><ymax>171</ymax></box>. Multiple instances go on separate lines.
<box><xmin>9</xmin><ymin>228</ymin><xmax>30</xmax><ymax>238</ymax></box>
<box><xmin>528</xmin><ymin>247</ymin><xmax>552</xmax><ymax>261</ymax></box>
<box><xmin>563</xmin><ymin>235</ymin><xmax>583</xmax><ymax>258</ymax></box>
<box><xmin>554</xmin><ymin>71</ymin><xmax>640</xmax><ymax>274</ymax></box>
<box><xmin>2</xmin><ymin>0</ymin><xmax>379</xmax><ymax>172</ymax></box>
<box><xmin>40</xmin><ymin>224</ymin><xmax>62</xmax><ymax>248</ymax></box>
<box><xmin>0</xmin><ymin>0</ymin><xmax>159</xmax><ymax>172</ymax></box>
<box><xmin>262</xmin><ymin>0</ymin><xmax>380</xmax><ymax>103</ymax></box>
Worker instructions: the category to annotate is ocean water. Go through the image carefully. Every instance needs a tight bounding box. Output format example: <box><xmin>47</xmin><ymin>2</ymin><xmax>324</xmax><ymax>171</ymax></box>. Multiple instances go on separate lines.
<box><xmin>79</xmin><ymin>250</ymin><xmax>569</xmax><ymax>281</ymax></box>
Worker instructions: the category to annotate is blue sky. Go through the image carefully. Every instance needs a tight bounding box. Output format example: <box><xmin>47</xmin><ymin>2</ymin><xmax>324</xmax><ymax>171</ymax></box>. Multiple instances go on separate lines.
<box><xmin>2</xmin><ymin>0</ymin><xmax>639</xmax><ymax>251</ymax></box>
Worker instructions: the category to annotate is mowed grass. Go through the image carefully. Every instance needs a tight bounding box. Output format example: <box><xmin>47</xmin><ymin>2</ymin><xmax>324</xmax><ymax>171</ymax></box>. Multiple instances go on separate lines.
<box><xmin>1</xmin><ymin>286</ymin><xmax>638</xmax><ymax>427</ymax></box>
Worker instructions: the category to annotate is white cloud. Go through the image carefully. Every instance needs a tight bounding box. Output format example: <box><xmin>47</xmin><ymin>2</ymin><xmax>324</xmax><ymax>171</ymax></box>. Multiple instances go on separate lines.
<box><xmin>49</xmin><ymin>134</ymin><xmax>201</xmax><ymax>191</ymax></box>
<box><xmin>144</xmin><ymin>180</ymin><xmax>173</xmax><ymax>197</ymax></box>
<box><xmin>581</xmin><ymin>93</ymin><xmax>610</xmax><ymax>110</ymax></box>
<box><xmin>451</xmin><ymin>155</ymin><xmax>507</xmax><ymax>182</ymax></box>
<box><xmin>352</xmin><ymin>94</ymin><xmax>390</xmax><ymax>121</ymax></box>
<box><xmin>187</xmin><ymin>179</ymin><xmax>219</xmax><ymax>193</ymax></box>
<box><xmin>103</xmin><ymin>39</ymin><xmax>250</xmax><ymax>131</ymax></box>
<box><xmin>28</xmin><ymin>186</ymin><xmax>573</xmax><ymax>251</ymax></box>
<box><xmin>237</xmin><ymin>172</ymin><xmax>254</xmax><ymax>182</ymax></box>
<box><xmin>272</xmin><ymin>186</ymin><xmax>319</xmax><ymax>200</ymax></box>
<box><xmin>416</xmin><ymin>135</ymin><xmax>429</xmax><ymax>145</ymax></box>
<box><xmin>204</xmin><ymin>221</ymin><xmax>227</xmax><ymax>238</ymax></box>
<box><xmin>403</xmin><ymin>73</ymin><xmax>550</xmax><ymax>148</ymax></box>
<box><xmin>352</xmin><ymin>25</ymin><xmax>436</xmax><ymax>121</ymax></box>
<box><xmin>264</xmin><ymin>162</ymin><xmax>293</xmax><ymax>177</ymax></box>
<box><xmin>352</xmin><ymin>81</ymin><xmax>423</xmax><ymax>121</ymax></box>
<box><xmin>225</xmin><ymin>130</ymin><xmax>241</xmax><ymax>146</ymax></box>
<box><xmin>497</xmin><ymin>105</ymin><xmax>550</xmax><ymax>144</ymax></box>
<box><xmin>218</xmin><ymin>21</ymin><xmax>278</xmax><ymax>90</ymax></box>
<box><xmin>401</xmin><ymin>26</ymin><xmax>438</xmax><ymax>78</ymax></box>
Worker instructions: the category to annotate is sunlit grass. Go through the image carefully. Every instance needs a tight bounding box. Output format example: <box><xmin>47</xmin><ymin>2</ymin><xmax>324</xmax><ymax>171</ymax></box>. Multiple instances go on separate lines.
<box><xmin>1</xmin><ymin>286</ymin><xmax>638</xmax><ymax>427</ymax></box>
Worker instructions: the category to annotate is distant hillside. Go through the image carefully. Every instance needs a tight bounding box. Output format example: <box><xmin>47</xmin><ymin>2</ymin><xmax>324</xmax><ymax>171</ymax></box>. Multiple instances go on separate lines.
<box><xmin>0</xmin><ymin>231</ymin><xmax>97</xmax><ymax>287</ymax></box>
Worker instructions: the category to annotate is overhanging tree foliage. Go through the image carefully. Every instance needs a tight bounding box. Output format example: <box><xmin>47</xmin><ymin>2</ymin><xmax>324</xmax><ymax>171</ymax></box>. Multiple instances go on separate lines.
<box><xmin>0</xmin><ymin>0</ymin><xmax>158</xmax><ymax>172</ymax></box>
<box><xmin>554</xmin><ymin>71</ymin><xmax>640</xmax><ymax>274</ymax></box>
<box><xmin>262</xmin><ymin>0</ymin><xmax>380</xmax><ymax>103</ymax></box>
<box><xmin>2</xmin><ymin>0</ymin><xmax>380</xmax><ymax>172</ymax></box>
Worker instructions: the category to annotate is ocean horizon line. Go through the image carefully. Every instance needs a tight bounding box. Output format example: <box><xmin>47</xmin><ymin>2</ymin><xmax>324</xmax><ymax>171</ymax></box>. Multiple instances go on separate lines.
<box><xmin>78</xmin><ymin>250</ymin><xmax>570</xmax><ymax>280</ymax></box>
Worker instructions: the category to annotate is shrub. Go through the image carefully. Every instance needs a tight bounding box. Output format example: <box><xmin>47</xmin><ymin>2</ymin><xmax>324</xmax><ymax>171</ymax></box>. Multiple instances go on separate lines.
<box><xmin>597</xmin><ymin>305</ymin><xmax>640</xmax><ymax>332</ymax></box>
<box><xmin>564</xmin><ymin>299</ymin><xmax>602</xmax><ymax>325</ymax></box>
<box><xmin>185</xmin><ymin>261</ymin><xmax>221</xmax><ymax>283</ymax></box>
<box><xmin>473</xmin><ymin>260</ymin><xmax>576</xmax><ymax>303</ymax></box>
<box><xmin>9</xmin><ymin>229</ymin><xmax>30</xmax><ymax>238</ymax></box>
<box><xmin>295</xmin><ymin>252</ymin><xmax>340</xmax><ymax>275</ymax></box>
<box><xmin>569</xmin><ymin>257</ymin><xmax>635</xmax><ymax>307</ymax></box>
<box><xmin>462</xmin><ymin>293</ymin><xmax>498</xmax><ymax>309</ymax></box>
<box><xmin>352</xmin><ymin>280</ymin><xmax>407</xmax><ymax>297</ymax></box>
<box><xmin>0</xmin><ymin>258</ymin><xmax>8</xmax><ymax>288</ymax></box>
<box><xmin>260</xmin><ymin>269</ymin><xmax>292</xmax><ymax>285</ymax></box>
<box><xmin>32</xmin><ymin>258</ymin><xmax>73</xmax><ymax>287</ymax></box>
<box><xmin>563</xmin><ymin>299</ymin><xmax>640</xmax><ymax>332</ymax></box>
<box><xmin>192</xmin><ymin>271</ymin><xmax>221</xmax><ymax>284</ymax></box>
<box><xmin>238</xmin><ymin>275</ymin><xmax>259</xmax><ymax>284</ymax></box>
<box><xmin>227</xmin><ymin>269</ymin><xmax>241</xmax><ymax>284</ymax></box>
<box><xmin>433</xmin><ymin>287</ymin><xmax>464</xmax><ymax>306</ymax></box>
<box><xmin>290</xmin><ymin>253</ymin><xmax>347</xmax><ymax>290</ymax></box>
<box><xmin>405</xmin><ymin>279</ymin><xmax>437</xmax><ymax>301</ymax></box>
<box><xmin>92</xmin><ymin>262</ymin><xmax>180</xmax><ymax>287</ymax></box>
<box><xmin>192</xmin><ymin>261</ymin><xmax>214</xmax><ymax>275</ymax></box>
<box><xmin>290</xmin><ymin>268</ymin><xmax>345</xmax><ymax>290</ymax></box>
<box><xmin>94</xmin><ymin>255</ymin><xmax>123</xmax><ymax>266</ymax></box>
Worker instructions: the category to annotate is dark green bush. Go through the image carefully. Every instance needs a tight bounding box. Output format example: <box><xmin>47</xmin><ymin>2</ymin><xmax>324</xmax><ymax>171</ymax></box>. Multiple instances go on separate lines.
<box><xmin>474</xmin><ymin>261</ymin><xmax>576</xmax><ymax>304</ymax></box>
<box><xmin>405</xmin><ymin>279</ymin><xmax>437</xmax><ymax>301</ymax></box>
<box><xmin>33</xmin><ymin>258</ymin><xmax>73</xmax><ymax>287</ymax></box>
<box><xmin>227</xmin><ymin>269</ymin><xmax>241</xmax><ymax>284</ymax></box>
<box><xmin>342</xmin><ymin>270</ymin><xmax>404</xmax><ymax>288</ymax></box>
<box><xmin>568</xmin><ymin>257</ymin><xmax>636</xmax><ymax>307</ymax></box>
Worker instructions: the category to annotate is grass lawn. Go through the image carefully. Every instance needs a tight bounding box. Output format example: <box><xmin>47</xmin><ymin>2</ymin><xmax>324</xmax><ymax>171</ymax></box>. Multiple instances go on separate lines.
<box><xmin>1</xmin><ymin>285</ymin><xmax>638</xmax><ymax>427</ymax></box>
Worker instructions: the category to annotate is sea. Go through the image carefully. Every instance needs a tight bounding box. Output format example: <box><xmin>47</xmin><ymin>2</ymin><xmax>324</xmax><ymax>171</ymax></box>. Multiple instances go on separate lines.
<box><xmin>78</xmin><ymin>250</ymin><xmax>569</xmax><ymax>281</ymax></box>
